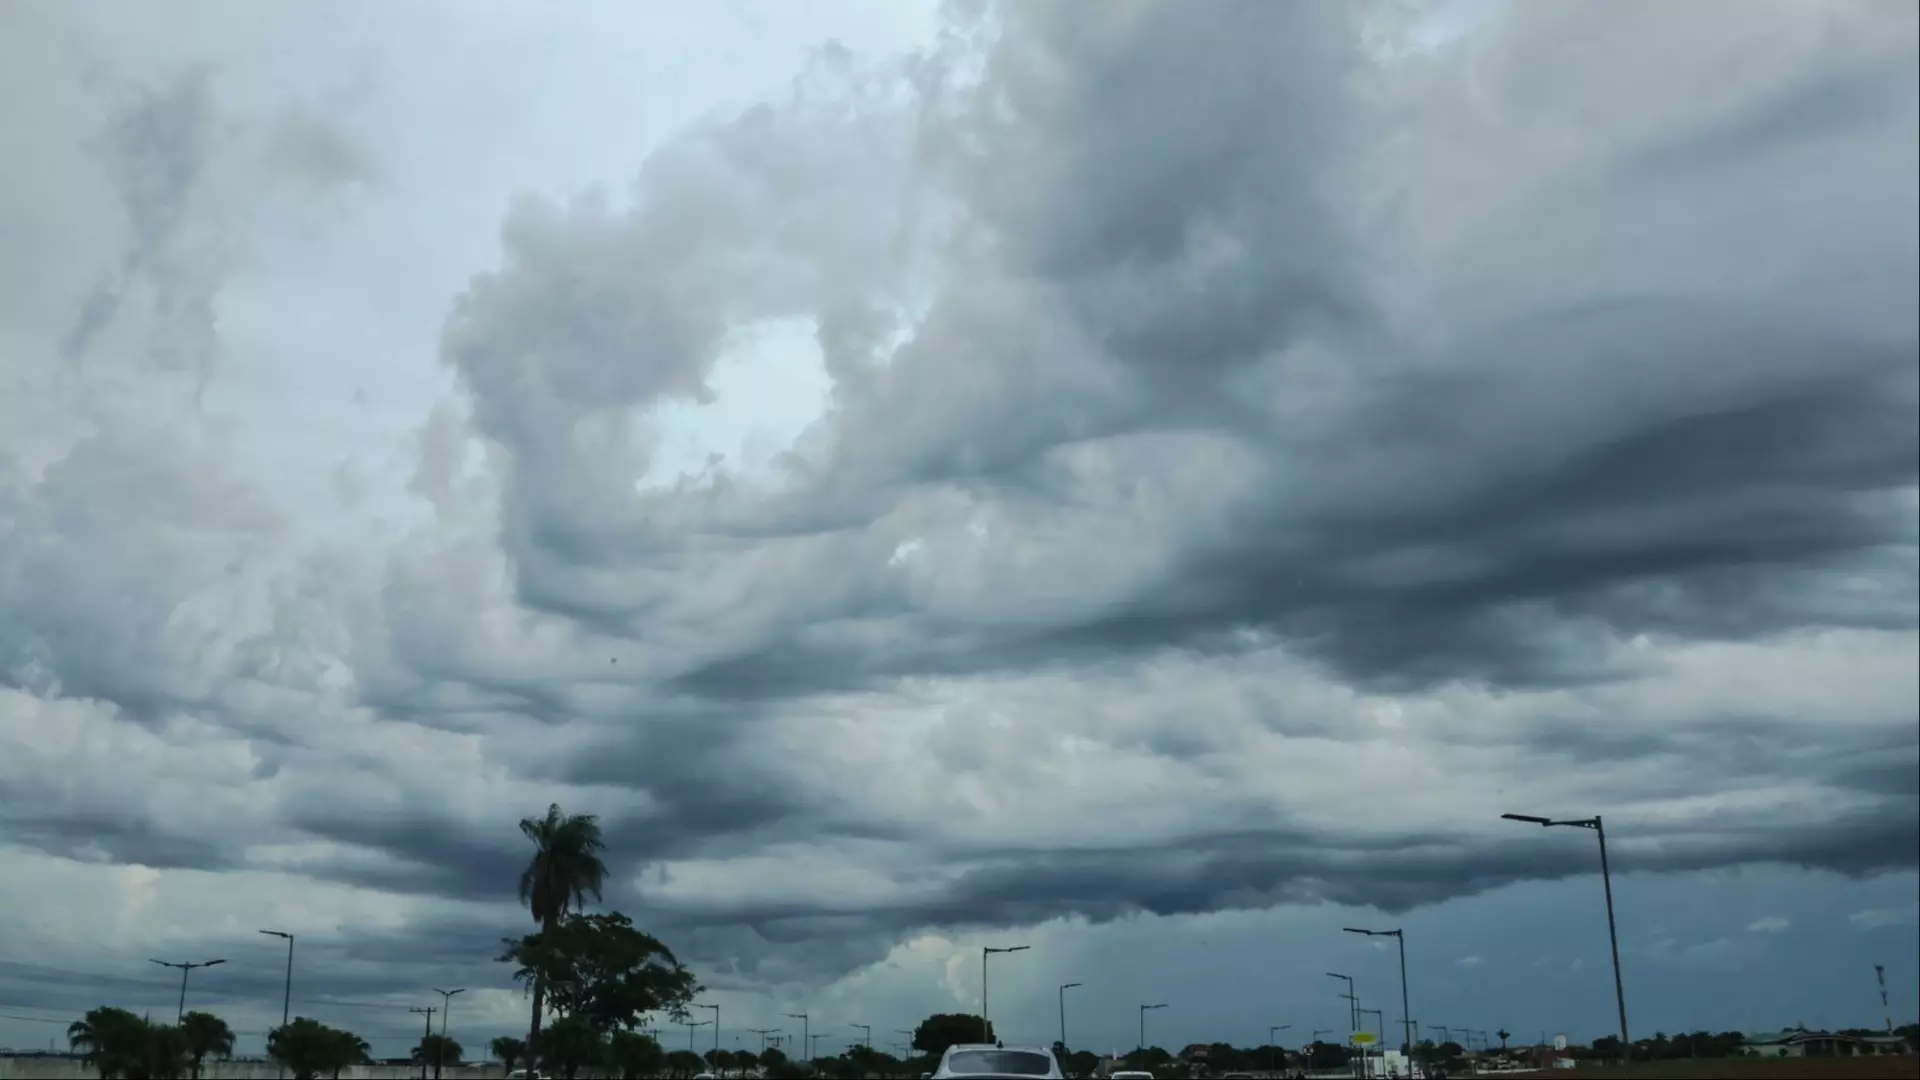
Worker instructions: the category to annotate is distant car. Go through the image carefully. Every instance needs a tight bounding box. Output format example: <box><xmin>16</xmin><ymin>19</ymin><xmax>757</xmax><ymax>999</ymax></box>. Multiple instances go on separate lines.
<box><xmin>694</xmin><ymin>1073</ymin><xmax>718</xmax><ymax>1079</ymax></box>
<box><xmin>1110</xmin><ymin>1072</ymin><xmax>1156</xmax><ymax>1080</ymax></box>
<box><xmin>505</xmin><ymin>1071</ymin><xmax>543</xmax><ymax>1080</ymax></box>
<box><xmin>933</xmin><ymin>1043</ymin><xmax>1065</xmax><ymax>1080</ymax></box>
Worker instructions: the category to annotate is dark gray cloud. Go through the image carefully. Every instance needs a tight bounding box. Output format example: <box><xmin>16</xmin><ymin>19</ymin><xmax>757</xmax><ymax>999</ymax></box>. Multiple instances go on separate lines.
<box><xmin>1</xmin><ymin>0</ymin><xmax>1916</xmax><ymax>1041</ymax></box>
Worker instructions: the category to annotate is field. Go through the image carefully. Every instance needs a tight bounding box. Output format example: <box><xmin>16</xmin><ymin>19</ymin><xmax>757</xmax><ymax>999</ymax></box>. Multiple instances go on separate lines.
<box><xmin>1553</xmin><ymin>1056</ymin><xmax>1920</xmax><ymax>1079</ymax></box>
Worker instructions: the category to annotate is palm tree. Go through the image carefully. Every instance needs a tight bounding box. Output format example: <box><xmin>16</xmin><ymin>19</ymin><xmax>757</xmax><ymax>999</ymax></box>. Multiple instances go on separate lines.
<box><xmin>68</xmin><ymin>1006</ymin><xmax>147</xmax><ymax>1080</ymax></box>
<box><xmin>414</xmin><ymin>1032</ymin><xmax>464</xmax><ymax>1077</ymax></box>
<box><xmin>179</xmin><ymin>1012</ymin><xmax>234</xmax><ymax>1079</ymax></box>
<box><xmin>1498</xmin><ymin>1029</ymin><xmax>1512</xmax><ymax>1051</ymax></box>
<box><xmin>518</xmin><ymin>802</ymin><xmax>608</xmax><ymax>1061</ymax></box>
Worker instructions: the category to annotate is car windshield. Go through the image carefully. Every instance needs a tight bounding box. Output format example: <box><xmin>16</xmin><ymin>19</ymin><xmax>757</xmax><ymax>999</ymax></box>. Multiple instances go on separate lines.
<box><xmin>944</xmin><ymin>1050</ymin><xmax>1054</xmax><ymax>1075</ymax></box>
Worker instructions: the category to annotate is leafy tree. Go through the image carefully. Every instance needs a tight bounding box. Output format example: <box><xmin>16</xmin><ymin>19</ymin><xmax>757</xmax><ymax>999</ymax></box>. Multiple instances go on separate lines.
<box><xmin>912</xmin><ymin>1013</ymin><xmax>994</xmax><ymax>1057</ymax></box>
<box><xmin>518</xmin><ymin>802</ymin><xmax>610</xmax><ymax>1070</ymax></box>
<box><xmin>1497</xmin><ymin>1029</ymin><xmax>1511</xmax><ymax>1051</ymax></box>
<box><xmin>1065</xmin><ymin>1049</ymin><xmax>1101</xmax><ymax>1077</ymax></box>
<box><xmin>267</xmin><ymin>1018</ymin><xmax>370</xmax><ymax>1080</ymax></box>
<box><xmin>413</xmin><ymin>1032</ymin><xmax>464</xmax><ymax>1077</ymax></box>
<box><xmin>179</xmin><ymin>1012</ymin><xmax>234</xmax><ymax>1080</ymax></box>
<box><xmin>502</xmin><ymin>910</ymin><xmax>699</xmax><ymax>1035</ymax></box>
<box><xmin>608</xmin><ymin>1029</ymin><xmax>666</xmax><ymax>1079</ymax></box>
<box><xmin>666</xmin><ymin>1048</ymin><xmax>707</xmax><ymax>1077</ymax></box>
<box><xmin>492</xmin><ymin>1035</ymin><xmax>529</xmax><ymax>1073</ymax></box>
<box><xmin>1304</xmin><ymin>1041</ymin><xmax>1350</xmax><ymax>1071</ymax></box>
<box><xmin>538</xmin><ymin>1014</ymin><xmax>608</xmax><ymax>1080</ymax></box>
<box><xmin>760</xmin><ymin>1046</ymin><xmax>790</xmax><ymax>1071</ymax></box>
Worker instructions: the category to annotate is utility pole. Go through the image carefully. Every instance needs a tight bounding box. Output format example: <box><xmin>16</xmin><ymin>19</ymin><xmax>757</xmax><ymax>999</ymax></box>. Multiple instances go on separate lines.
<box><xmin>409</xmin><ymin>1007</ymin><xmax>436</xmax><ymax>1080</ymax></box>
<box><xmin>149</xmin><ymin>959</ymin><xmax>226</xmax><ymax>1023</ymax></box>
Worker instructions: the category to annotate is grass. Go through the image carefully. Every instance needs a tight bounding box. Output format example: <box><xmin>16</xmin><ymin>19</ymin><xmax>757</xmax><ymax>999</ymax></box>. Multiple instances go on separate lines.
<box><xmin>1555</xmin><ymin>1056</ymin><xmax>1919</xmax><ymax>1079</ymax></box>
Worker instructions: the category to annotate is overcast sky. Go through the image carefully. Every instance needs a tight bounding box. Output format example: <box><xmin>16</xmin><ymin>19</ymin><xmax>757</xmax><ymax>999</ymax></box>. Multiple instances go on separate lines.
<box><xmin>2</xmin><ymin>0</ymin><xmax>1917</xmax><ymax>1063</ymax></box>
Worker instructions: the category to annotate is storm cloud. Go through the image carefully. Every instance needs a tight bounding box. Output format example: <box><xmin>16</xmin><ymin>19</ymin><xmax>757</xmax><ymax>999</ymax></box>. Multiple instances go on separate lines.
<box><xmin>1</xmin><ymin>0</ymin><xmax>1915</xmax><ymax>1058</ymax></box>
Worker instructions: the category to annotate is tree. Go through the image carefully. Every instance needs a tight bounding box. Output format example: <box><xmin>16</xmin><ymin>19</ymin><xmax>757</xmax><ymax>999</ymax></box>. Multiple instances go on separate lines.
<box><xmin>414</xmin><ymin>1032</ymin><xmax>464</xmax><ymax>1076</ymax></box>
<box><xmin>608</xmin><ymin>1029</ymin><xmax>666</xmax><ymax>1079</ymax></box>
<box><xmin>1497</xmin><ymin>1029</ymin><xmax>1511</xmax><ymax>1051</ymax></box>
<box><xmin>492</xmin><ymin>1035</ymin><xmax>529</xmax><ymax>1073</ymax></box>
<box><xmin>912</xmin><ymin>1013</ymin><xmax>994</xmax><ymax>1057</ymax></box>
<box><xmin>501</xmin><ymin>910</ymin><xmax>700</xmax><ymax>1035</ymax></box>
<box><xmin>537</xmin><ymin>1014</ymin><xmax>608</xmax><ymax>1080</ymax></box>
<box><xmin>179</xmin><ymin>1012</ymin><xmax>234</xmax><ymax>1080</ymax></box>
<box><xmin>666</xmin><ymin>1048</ymin><xmax>707</xmax><ymax>1077</ymax></box>
<box><xmin>267</xmin><ymin>1017</ymin><xmax>369</xmax><ymax>1080</ymax></box>
<box><xmin>1064</xmin><ymin>1050</ymin><xmax>1100</xmax><ymax>1078</ymax></box>
<box><xmin>68</xmin><ymin>1007</ymin><xmax>148</xmax><ymax>1080</ymax></box>
<box><xmin>519</xmin><ymin>802</ymin><xmax>610</xmax><ymax>1070</ymax></box>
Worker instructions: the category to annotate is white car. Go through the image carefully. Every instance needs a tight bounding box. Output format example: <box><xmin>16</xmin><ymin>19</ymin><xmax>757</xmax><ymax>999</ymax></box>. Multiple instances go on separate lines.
<box><xmin>1110</xmin><ymin>1073</ymin><xmax>1155</xmax><ymax>1080</ymax></box>
<box><xmin>933</xmin><ymin>1043</ymin><xmax>1065</xmax><ymax>1080</ymax></box>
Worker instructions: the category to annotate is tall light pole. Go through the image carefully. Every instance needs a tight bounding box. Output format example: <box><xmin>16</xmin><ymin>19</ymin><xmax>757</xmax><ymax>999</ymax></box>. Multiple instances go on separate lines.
<box><xmin>259</xmin><ymin>931</ymin><xmax>293</xmax><ymax>1080</ymax></box>
<box><xmin>808</xmin><ymin>1034</ymin><xmax>825</xmax><ymax>1060</ymax></box>
<box><xmin>1344</xmin><ymin>927</ymin><xmax>1413</xmax><ymax>1056</ymax></box>
<box><xmin>981</xmin><ymin>945</ymin><xmax>1029</xmax><ymax>1043</ymax></box>
<box><xmin>1268</xmin><ymin>1025</ymin><xmax>1291</xmax><ymax>1075</ymax></box>
<box><xmin>1325</xmin><ymin>973</ymin><xmax>1356</xmax><ymax>1033</ymax></box>
<box><xmin>698</xmin><ymin>1004</ymin><xmax>721</xmax><ymax>1059</ymax></box>
<box><xmin>850</xmin><ymin>1024</ymin><xmax>871</xmax><ymax>1051</ymax></box>
<box><xmin>1502</xmin><ymin>813</ymin><xmax>1629</xmax><ymax>1052</ymax></box>
<box><xmin>1059</xmin><ymin>983</ymin><xmax>1082</xmax><ymax>1049</ymax></box>
<box><xmin>753</xmin><ymin>1029</ymin><xmax>782</xmax><ymax>1054</ymax></box>
<box><xmin>149</xmin><ymin>958</ymin><xmax>225</xmax><ymax>1023</ymax></box>
<box><xmin>1138</xmin><ymin>1003</ymin><xmax>1167</xmax><ymax>1052</ymax></box>
<box><xmin>686</xmin><ymin>1020</ymin><xmax>711</xmax><ymax>1051</ymax></box>
<box><xmin>431</xmin><ymin>988</ymin><xmax>465</xmax><ymax>1080</ymax></box>
<box><xmin>787</xmin><ymin>1014</ymin><xmax>810</xmax><ymax>1064</ymax></box>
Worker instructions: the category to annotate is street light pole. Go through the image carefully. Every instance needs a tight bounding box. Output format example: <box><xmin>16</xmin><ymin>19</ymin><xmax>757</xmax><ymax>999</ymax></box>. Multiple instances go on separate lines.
<box><xmin>1502</xmin><ymin>813</ymin><xmax>1630</xmax><ymax>1052</ymax></box>
<box><xmin>1138</xmin><ymin>1004</ymin><xmax>1167</xmax><ymax>1052</ymax></box>
<box><xmin>686</xmin><ymin>1020</ymin><xmax>711</xmax><ymax>1052</ymax></box>
<box><xmin>851</xmin><ymin>1024</ymin><xmax>871</xmax><ymax>1051</ymax></box>
<box><xmin>698</xmin><ymin>1004</ymin><xmax>721</xmax><ymax>1060</ymax></box>
<box><xmin>1325</xmin><ymin>973</ymin><xmax>1355</xmax><ymax>1034</ymax></box>
<box><xmin>431</xmin><ymin>988</ymin><xmax>465</xmax><ymax>1080</ymax></box>
<box><xmin>1343</xmin><ymin>927</ymin><xmax>1413</xmax><ymax>1057</ymax></box>
<box><xmin>787</xmin><ymin>1014</ymin><xmax>810</xmax><ymax>1065</ymax></box>
<box><xmin>149</xmin><ymin>959</ymin><xmax>226</xmax><ymax>1024</ymax></box>
<box><xmin>1268</xmin><ymin>1025</ymin><xmax>1291</xmax><ymax>1076</ymax></box>
<box><xmin>1059</xmin><ymin>983</ymin><xmax>1082</xmax><ymax>1049</ymax></box>
<box><xmin>259</xmin><ymin>932</ymin><xmax>293</xmax><ymax>1080</ymax></box>
<box><xmin>981</xmin><ymin>945</ymin><xmax>1029</xmax><ymax>1043</ymax></box>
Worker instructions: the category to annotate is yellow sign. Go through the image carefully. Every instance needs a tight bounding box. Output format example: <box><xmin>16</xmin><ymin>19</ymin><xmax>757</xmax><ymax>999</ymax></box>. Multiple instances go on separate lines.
<box><xmin>1350</xmin><ymin>1033</ymin><xmax>1377</xmax><ymax>1046</ymax></box>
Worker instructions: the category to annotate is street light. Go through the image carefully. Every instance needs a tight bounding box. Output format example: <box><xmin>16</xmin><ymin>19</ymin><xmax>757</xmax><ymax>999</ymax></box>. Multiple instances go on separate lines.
<box><xmin>1138</xmin><ymin>1004</ymin><xmax>1167</xmax><ymax>1051</ymax></box>
<box><xmin>851</xmin><ymin>1024</ymin><xmax>871</xmax><ymax>1050</ymax></box>
<box><xmin>685</xmin><ymin>1020</ymin><xmax>711</xmax><ymax>1051</ymax></box>
<box><xmin>1059</xmin><ymin>983</ymin><xmax>1082</xmax><ymax>1049</ymax></box>
<box><xmin>698</xmin><ymin>1004</ymin><xmax>721</xmax><ymax>1058</ymax></box>
<box><xmin>753</xmin><ymin>1029</ymin><xmax>782</xmax><ymax>1054</ymax></box>
<box><xmin>1325</xmin><ymin>973</ymin><xmax>1356</xmax><ymax>1033</ymax></box>
<box><xmin>982</xmin><ymin>946</ymin><xmax>1029</xmax><ymax>1042</ymax></box>
<box><xmin>149</xmin><ymin>959</ymin><xmax>225</xmax><ymax>1023</ymax></box>
<box><xmin>1268</xmin><ymin>1025</ymin><xmax>1291</xmax><ymax>1075</ymax></box>
<box><xmin>1344</xmin><ymin>927</ymin><xmax>1413</xmax><ymax>1056</ymax></box>
<box><xmin>1501</xmin><ymin>812</ymin><xmax>1629</xmax><ymax>1052</ymax></box>
<box><xmin>259</xmin><ymin>931</ymin><xmax>294</xmax><ymax>1080</ymax></box>
<box><xmin>431</xmin><ymin>989</ymin><xmax>465</xmax><ymax>1080</ymax></box>
<box><xmin>787</xmin><ymin>1014</ymin><xmax>810</xmax><ymax>1062</ymax></box>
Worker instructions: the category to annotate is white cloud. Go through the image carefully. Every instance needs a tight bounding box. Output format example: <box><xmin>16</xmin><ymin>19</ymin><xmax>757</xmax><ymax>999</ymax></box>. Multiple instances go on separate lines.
<box><xmin>1747</xmin><ymin>916</ymin><xmax>1791</xmax><ymax>935</ymax></box>
<box><xmin>1849</xmin><ymin>907</ymin><xmax>1919</xmax><ymax>931</ymax></box>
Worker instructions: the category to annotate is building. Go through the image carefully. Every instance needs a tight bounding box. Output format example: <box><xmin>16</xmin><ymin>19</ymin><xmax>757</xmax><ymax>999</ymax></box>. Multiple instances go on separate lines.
<box><xmin>1743</xmin><ymin>1030</ymin><xmax>1913</xmax><ymax>1058</ymax></box>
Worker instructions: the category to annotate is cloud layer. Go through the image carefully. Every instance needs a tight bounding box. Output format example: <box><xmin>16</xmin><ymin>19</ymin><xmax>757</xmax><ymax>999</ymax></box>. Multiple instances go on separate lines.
<box><xmin>2</xmin><ymin>0</ymin><xmax>1915</xmax><ymax>1056</ymax></box>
